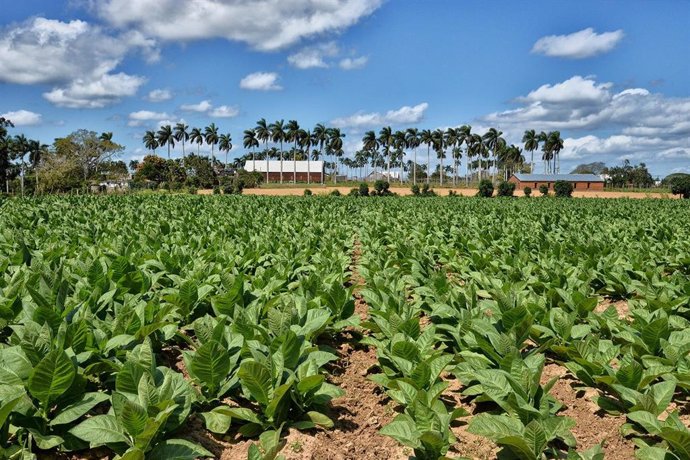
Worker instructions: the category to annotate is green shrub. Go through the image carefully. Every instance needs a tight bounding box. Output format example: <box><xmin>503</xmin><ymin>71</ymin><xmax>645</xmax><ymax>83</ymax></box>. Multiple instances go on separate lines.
<box><xmin>554</xmin><ymin>180</ymin><xmax>574</xmax><ymax>197</ymax></box>
<box><xmin>477</xmin><ymin>179</ymin><xmax>494</xmax><ymax>198</ymax></box>
<box><xmin>348</xmin><ymin>187</ymin><xmax>360</xmax><ymax>196</ymax></box>
<box><xmin>448</xmin><ymin>190</ymin><xmax>458</xmax><ymax>197</ymax></box>
<box><xmin>374</xmin><ymin>180</ymin><xmax>392</xmax><ymax>195</ymax></box>
<box><xmin>187</xmin><ymin>187</ymin><xmax>198</xmax><ymax>195</ymax></box>
<box><xmin>497</xmin><ymin>181</ymin><xmax>516</xmax><ymax>197</ymax></box>
<box><xmin>411</xmin><ymin>184</ymin><xmax>420</xmax><ymax>196</ymax></box>
<box><xmin>303</xmin><ymin>189</ymin><xmax>313</xmax><ymax>196</ymax></box>
<box><xmin>213</xmin><ymin>186</ymin><xmax>221</xmax><ymax>195</ymax></box>
<box><xmin>359</xmin><ymin>183</ymin><xmax>370</xmax><ymax>196</ymax></box>
<box><xmin>523</xmin><ymin>186</ymin><xmax>532</xmax><ymax>197</ymax></box>
<box><xmin>539</xmin><ymin>184</ymin><xmax>549</xmax><ymax>196</ymax></box>
<box><xmin>329</xmin><ymin>189</ymin><xmax>341</xmax><ymax>197</ymax></box>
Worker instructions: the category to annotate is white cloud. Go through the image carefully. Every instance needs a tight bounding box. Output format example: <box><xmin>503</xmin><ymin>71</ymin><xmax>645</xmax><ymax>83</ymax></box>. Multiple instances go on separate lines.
<box><xmin>128</xmin><ymin>110</ymin><xmax>171</xmax><ymax>126</ymax></box>
<box><xmin>288</xmin><ymin>41</ymin><xmax>339</xmax><ymax>69</ymax></box>
<box><xmin>209</xmin><ymin>105</ymin><xmax>239</xmax><ymax>118</ymax></box>
<box><xmin>240</xmin><ymin>72</ymin><xmax>282</xmax><ymax>91</ymax></box>
<box><xmin>532</xmin><ymin>28</ymin><xmax>624</xmax><ymax>59</ymax></box>
<box><xmin>178</xmin><ymin>100</ymin><xmax>240</xmax><ymax>117</ymax></box>
<box><xmin>479</xmin><ymin>75</ymin><xmax>690</xmax><ymax>175</ymax></box>
<box><xmin>44</xmin><ymin>72</ymin><xmax>146</xmax><ymax>108</ymax></box>
<box><xmin>146</xmin><ymin>88</ymin><xmax>172</xmax><ymax>102</ymax></box>
<box><xmin>0</xmin><ymin>18</ymin><xmax>152</xmax><ymax>108</ymax></box>
<box><xmin>331</xmin><ymin>102</ymin><xmax>429</xmax><ymax>128</ymax></box>
<box><xmin>93</xmin><ymin>0</ymin><xmax>383</xmax><ymax>51</ymax></box>
<box><xmin>0</xmin><ymin>110</ymin><xmax>42</xmax><ymax>126</ymax></box>
<box><xmin>339</xmin><ymin>55</ymin><xmax>368</xmax><ymax>70</ymax></box>
<box><xmin>180</xmin><ymin>100</ymin><xmax>213</xmax><ymax>112</ymax></box>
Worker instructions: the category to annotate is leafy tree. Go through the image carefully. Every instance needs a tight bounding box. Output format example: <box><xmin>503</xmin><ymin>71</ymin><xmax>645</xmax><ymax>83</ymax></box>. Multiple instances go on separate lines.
<box><xmin>183</xmin><ymin>154</ymin><xmax>216</xmax><ymax>188</ymax></box>
<box><xmin>135</xmin><ymin>155</ymin><xmax>168</xmax><ymax>182</ymax></box>
<box><xmin>669</xmin><ymin>175</ymin><xmax>690</xmax><ymax>198</ymax></box>
<box><xmin>523</xmin><ymin>186</ymin><xmax>532</xmax><ymax>197</ymax></box>
<box><xmin>539</xmin><ymin>184</ymin><xmax>549</xmax><ymax>196</ymax></box>
<box><xmin>606</xmin><ymin>160</ymin><xmax>654</xmax><ymax>188</ymax></box>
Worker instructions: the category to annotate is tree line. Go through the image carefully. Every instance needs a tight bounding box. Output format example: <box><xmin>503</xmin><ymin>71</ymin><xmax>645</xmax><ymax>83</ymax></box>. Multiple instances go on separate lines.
<box><xmin>147</xmin><ymin>119</ymin><xmax>570</xmax><ymax>187</ymax></box>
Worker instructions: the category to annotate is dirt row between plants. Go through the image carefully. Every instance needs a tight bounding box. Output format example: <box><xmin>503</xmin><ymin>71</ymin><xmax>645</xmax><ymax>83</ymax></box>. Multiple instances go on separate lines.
<box><xmin>214</xmin><ymin>186</ymin><xmax>678</xmax><ymax>199</ymax></box>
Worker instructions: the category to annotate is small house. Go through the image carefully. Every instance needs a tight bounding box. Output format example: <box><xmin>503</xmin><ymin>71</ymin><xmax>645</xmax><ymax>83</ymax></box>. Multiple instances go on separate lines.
<box><xmin>509</xmin><ymin>173</ymin><xmax>605</xmax><ymax>191</ymax></box>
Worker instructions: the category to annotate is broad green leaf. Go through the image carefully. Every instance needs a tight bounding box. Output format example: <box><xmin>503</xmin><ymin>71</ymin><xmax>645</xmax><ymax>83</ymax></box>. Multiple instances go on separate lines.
<box><xmin>191</xmin><ymin>340</ymin><xmax>230</xmax><ymax>391</ymax></box>
<box><xmin>148</xmin><ymin>439</ymin><xmax>213</xmax><ymax>460</ymax></box>
<box><xmin>239</xmin><ymin>361</ymin><xmax>272</xmax><ymax>406</ymax></box>
<box><xmin>70</xmin><ymin>414</ymin><xmax>129</xmax><ymax>446</ymax></box>
<box><xmin>50</xmin><ymin>392</ymin><xmax>109</xmax><ymax>426</ymax></box>
<box><xmin>28</xmin><ymin>349</ymin><xmax>76</xmax><ymax>406</ymax></box>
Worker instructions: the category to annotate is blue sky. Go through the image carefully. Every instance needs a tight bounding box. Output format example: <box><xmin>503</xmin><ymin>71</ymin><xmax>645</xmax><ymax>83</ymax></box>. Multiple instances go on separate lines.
<box><xmin>1</xmin><ymin>0</ymin><xmax>689</xmax><ymax>177</ymax></box>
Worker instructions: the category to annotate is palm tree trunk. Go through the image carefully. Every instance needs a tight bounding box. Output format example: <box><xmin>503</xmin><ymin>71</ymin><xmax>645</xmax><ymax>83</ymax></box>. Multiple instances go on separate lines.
<box><xmin>279</xmin><ymin>141</ymin><xmax>283</xmax><ymax>184</ymax></box>
<box><xmin>440</xmin><ymin>153</ymin><xmax>444</xmax><ymax>187</ymax></box>
<box><xmin>182</xmin><ymin>140</ymin><xmax>185</xmax><ymax>158</ymax></box>
<box><xmin>413</xmin><ymin>147</ymin><xmax>417</xmax><ymax>185</ymax></box>
<box><xmin>426</xmin><ymin>145</ymin><xmax>430</xmax><ymax>185</ymax></box>
<box><xmin>293</xmin><ymin>141</ymin><xmax>297</xmax><ymax>183</ymax></box>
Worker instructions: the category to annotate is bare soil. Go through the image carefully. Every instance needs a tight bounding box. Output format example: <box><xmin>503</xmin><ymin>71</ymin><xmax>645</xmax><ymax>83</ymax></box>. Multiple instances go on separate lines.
<box><xmin>595</xmin><ymin>298</ymin><xmax>631</xmax><ymax>320</ymax></box>
<box><xmin>541</xmin><ymin>363</ymin><xmax>636</xmax><ymax>459</ymax></box>
<box><xmin>227</xmin><ymin>186</ymin><xmax>678</xmax><ymax>199</ymax></box>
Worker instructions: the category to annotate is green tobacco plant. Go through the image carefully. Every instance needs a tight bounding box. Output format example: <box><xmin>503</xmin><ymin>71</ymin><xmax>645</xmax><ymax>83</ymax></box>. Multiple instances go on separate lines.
<box><xmin>203</xmin><ymin>330</ymin><xmax>343</xmax><ymax>436</ymax></box>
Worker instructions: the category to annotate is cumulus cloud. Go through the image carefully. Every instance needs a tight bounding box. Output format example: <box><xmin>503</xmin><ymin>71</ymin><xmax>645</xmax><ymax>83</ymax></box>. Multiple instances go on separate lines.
<box><xmin>128</xmin><ymin>110</ymin><xmax>172</xmax><ymax>126</ymax></box>
<box><xmin>0</xmin><ymin>109</ymin><xmax>42</xmax><ymax>126</ymax></box>
<box><xmin>146</xmin><ymin>88</ymin><xmax>172</xmax><ymax>102</ymax></box>
<box><xmin>44</xmin><ymin>72</ymin><xmax>146</xmax><ymax>108</ymax></box>
<box><xmin>178</xmin><ymin>100</ymin><xmax>240</xmax><ymax>118</ymax></box>
<box><xmin>209</xmin><ymin>105</ymin><xmax>239</xmax><ymax>118</ymax></box>
<box><xmin>339</xmin><ymin>56</ymin><xmax>368</xmax><ymax>70</ymax></box>
<box><xmin>240</xmin><ymin>72</ymin><xmax>282</xmax><ymax>91</ymax></box>
<box><xmin>93</xmin><ymin>0</ymin><xmax>383</xmax><ymax>51</ymax></box>
<box><xmin>480</xmin><ymin>75</ymin><xmax>690</xmax><ymax>174</ymax></box>
<box><xmin>532</xmin><ymin>28</ymin><xmax>624</xmax><ymax>59</ymax></box>
<box><xmin>288</xmin><ymin>41</ymin><xmax>339</xmax><ymax>68</ymax></box>
<box><xmin>0</xmin><ymin>17</ymin><xmax>152</xmax><ymax>108</ymax></box>
<box><xmin>180</xmin><ymin>100</ymin><xmax>213</xmax><ymax>112</ymax></box>
<box><xmin>331</xmin><ymin>102</ymin><xmax>429</xmax><ymax>128</ymax></box>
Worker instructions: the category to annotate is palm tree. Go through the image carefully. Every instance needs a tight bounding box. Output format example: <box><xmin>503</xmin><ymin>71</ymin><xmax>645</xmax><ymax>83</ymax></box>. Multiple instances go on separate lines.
<box><xmin>269</xmin><ymin>120</ymin><xmax>286</xmax><ymax>183</ymax></box>
<box><xmin>28</xmin><ymin>139</ymin><xmax>46</xmax><ymax>194</ymax></box>
<box><xmin>420</xmin><ymin>129</ymin><xmax>433</xmax><ymax>185</ymax></box>
<box><xmin>482</xmin><ymin>128</ymin><xmax>505</xmax><ymax>182</ymax></box>
<box><xmin>312</xmin><ymin>123</ymin><xmax>328</xmax><ymax>184</ymax></box>
<box><xmin>255</xmin><ymin>119</ymin><xmax>270</xmax><ymax>183</ymax></box>
<box><xmin>522</xmin><ymin>129</ymin><xmax>539</xmax><ymax>174</ymax></box>
<box><xmin>327</xmin><ymin>128</ymin><xmax>345</xmax><ymax>184</ymax></box>
<box><xmin>547</xmin><ymin>131</ymin><xmax>564</xmax><ymax>174</ymax></box>
<box><xmin>13</xmin><ymin>134</ymin><xmax>28</xmax><ymax>197</ymax></box>
<box><xmin>99</xmin><ymin>132</ymin><xmax>113</xmax><ymax>143</ymax></box>
<box><xmin>405</xmin><ymin>128</ymin><xmax>420</xmax><ymax>185</ymax></box>
<box><xmin>378</xmin><ymin>126</ymin><xmax>394</xmax><ymax>181</ymax></box>
<box><xmin>243</xmin><ymin>129</ymin><xmax>259</xmax><ymax>172</ymax></box>
<box><xmin>393</xmin><ymin>130</ymin><xmax>406</xmax><ymax>184</ymax></box>
<box><xmin>157</xmin><ymin>124</ymin><xmax>175</xmax><ymax>159</ymax></box>
<box><xmin>219</xmin><ymin>133</ymin><xmax>232</xmax><ymax>167</ymax></box>
<box><xmin>286</xmin><ymin>120</ymin><xmax>300</xmax><ymax>183</ymax></box>
<box><xmin>143</xmin><ymin>130</ymin><xmax>159</xmax><ymax>155</ymax></box>
<box><xmin>458</xmin><ymin>125</ymin><xmax>472</xmax><ymax>186</ymax></box>
<box><xmin>298</xmin><ymin>129</ymin><xmax>313</xmax><ymax>184</ymax></box>
<box><xmin>362</xmin><ymin>130</ymin><xmax>379</xmax><ymax>180</ymax></box>
<box><xmin>538</xmin><ymin>131</ymin><xmax>549</xmax><ymax>173</ymax></box>
<box><xmin>204</xmin><ymin>123</ymin><xmax>219</xmax><ymax>164</ymax></box>
<box><xmin>174</xmin><ymin>123</ymin><xmax>189</xmax><ymax>158</ymax></box>
<box><xmin>444</xmin><ymin>128</ymin><xmax>460</xmax><ymax>186</ymax></box>
<box><xmin>432</xmin><ymin>129</ymin><xmax>445</xmax><ymax>186</ymax></box>
<box><xmin>190</xmin><ymin>128</ymin><xmax>204</xmax><ymax>156</ymax></box>
<box><xmin>468</xmin><ymin>133</ymin><xmax>485</xmax><ymax>180</ymax></box>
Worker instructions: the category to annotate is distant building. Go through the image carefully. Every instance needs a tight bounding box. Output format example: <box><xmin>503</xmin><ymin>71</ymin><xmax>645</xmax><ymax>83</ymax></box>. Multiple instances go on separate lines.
<box><xmin>244</xmin><ymin>160</ymin><xmax>324</xmax><ymax>182</ymax></box>
<box><xmin>364</xmin><ymin>171</ymin><xmax>401</xmax><ymax>182</ymax></box>
<box><xmin>509</xmin><ymin>173</ymin><xmax>605</xmax><ymax>191</ymax></box>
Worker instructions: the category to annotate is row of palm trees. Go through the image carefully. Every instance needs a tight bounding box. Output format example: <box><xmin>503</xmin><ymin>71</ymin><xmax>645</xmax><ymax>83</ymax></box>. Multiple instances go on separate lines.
<box><xmin>143</xmin><ymin>123</ymin><xmax>233</xmax><ymax>166</ymax></box>
<box><xmin>1</xmin><ymin>130</ymin><xmax>48</xmax><ymax>196</ymax></box>
<box><xmin>243</xmin><ymin>119</ymin><xmax>345</xmax><ymax>184</ymax></box>
<box><xmin>141</xmin><ymin>119</ymin><xmax>565</xmax><ymax>186</ymax></box>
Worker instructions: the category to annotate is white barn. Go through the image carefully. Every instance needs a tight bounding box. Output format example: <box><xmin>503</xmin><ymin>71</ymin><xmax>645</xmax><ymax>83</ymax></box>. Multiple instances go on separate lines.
<box><xmin>244</xmin><ymin>160</ymin><xmax>324</xmax><ymax>182</ymax></box>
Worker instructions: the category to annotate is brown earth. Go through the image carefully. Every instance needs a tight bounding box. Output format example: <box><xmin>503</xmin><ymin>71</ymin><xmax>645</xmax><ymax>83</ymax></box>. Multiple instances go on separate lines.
<box><xmin>541</xmin><ymin>363</ymin><xmax>636</xmax><ymax>459</ymax></box>
<box><xmin>203</xmin><ymin>186</ymin><xmax>678</xmax><ymax>199</ymax></box>
<box><xmin>595</xmin><ymin>299</ymin><xmax>631</xmax><ymax>320</ymax></box>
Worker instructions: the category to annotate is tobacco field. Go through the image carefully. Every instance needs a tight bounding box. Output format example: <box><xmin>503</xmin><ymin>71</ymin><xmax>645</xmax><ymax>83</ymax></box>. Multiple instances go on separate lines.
<box><xmin>0</xmin><ymin>194</ymin><xmax>689</xmax><ymax>460</ymax></box>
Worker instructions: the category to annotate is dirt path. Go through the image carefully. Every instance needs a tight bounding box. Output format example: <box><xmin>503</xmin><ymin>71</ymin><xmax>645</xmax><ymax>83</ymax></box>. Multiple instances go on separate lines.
<box><xmin>293</xmin><ymin>236</ymin><xmax>406</xmax><ymax>459</ymax></box>
<box><xmin>234</xmin><ymin>186</ymin><xmax>677</xmax><ymax>199</ymax></box>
